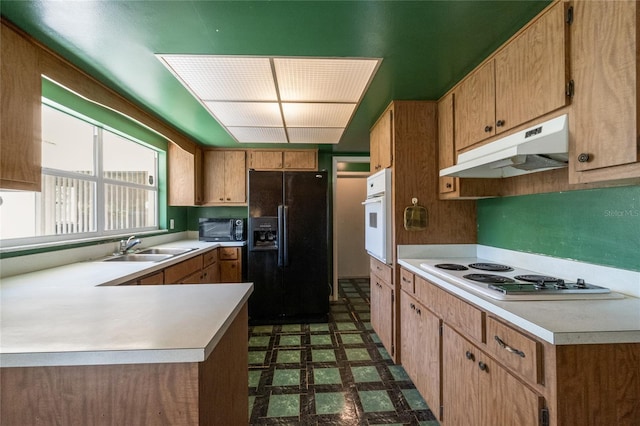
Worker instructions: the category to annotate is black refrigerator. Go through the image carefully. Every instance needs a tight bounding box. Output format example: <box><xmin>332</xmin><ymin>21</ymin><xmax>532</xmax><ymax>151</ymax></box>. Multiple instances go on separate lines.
<box><xmin>247</xmin><ymin>170</ymin><xmax>330</xmax><ymax>323</ymax></box>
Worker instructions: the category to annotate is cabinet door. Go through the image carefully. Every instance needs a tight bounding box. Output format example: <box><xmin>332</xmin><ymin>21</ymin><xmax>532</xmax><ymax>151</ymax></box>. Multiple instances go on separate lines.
<box><xmin>495</xmin><ymin>2</ymin><xmax>567</xmax><ymax>134</ymax></box>
<box><xmin>203</xmin><ymin>150</ymin><xmax>246</xmax><ymax>204</ymax></box>
<box><xmin>370</xmin><ymin>108</ymin><xmax>393</xmax><ymax>172</ymax></box>
<box><xmin>481</xmin><ymin>356</ymin><xmax>542</xmax><ymax>426</ymax></box>
<box><xmin>414</xmin><ymin>303</ymin><xmax>441</xmax><ymax>419</ymax></box>
<box><xmin>220</xmin><ymin>260</ymin><xmax>241</xmax><ymax>282</ymax></box>
<box><xmin>442</xmin><ymin>325</ymin><xmax>480</xmax><ymax>425</ymax></box>
<box><xmin>571</xmin><ymin>0</ymin><xmax>638</xmax><ymax>173</ymax></box>
<box><xmin>400</xmin><ymin>291</ymin><xmax>418</xmax><ymax>380</ymax></box>
<box><xmin>283</xmin><ymin>150</ymin><xmax>316</xmax><ymax>170</ymax></box>
<box><xmin>203</xmin><ymin>150</ymin><xmax>226</xmax><ymax>203</ymax></box>
<box><xmin>454</xmin><ymin>61</ymin><xmax>496</xmax><ymax>151</ymax></box>
<box><xmin>250</xmin><ymin>150</ymin><xmax>283</xmax><ymax>169</ymax></box>
<box><xmin>1</xmin><ymin>24</ymin><xmax>41</xmax><ymax>191</ymax></box>
<box><xmin>437</xmin><ymin>93</ymin><xmax>456</xmax><ymax>194</ymax></box>
<box><xmin>201</xmin><ymin>263</ymin><xmax>220</xmax><ymax>283</ymax></box>
<box><xmin>223</xmin><ymin>151</ymin><xmax>246</xmax><ymax>203</ymax></box>
<box><xmin>371</xmin><ymin>276</ymin><xmax>394</xmax><ymax>357</ymax></box>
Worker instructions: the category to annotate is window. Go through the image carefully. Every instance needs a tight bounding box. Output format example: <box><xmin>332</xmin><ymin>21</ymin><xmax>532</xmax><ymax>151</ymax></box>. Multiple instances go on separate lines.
<box><xmin>0</xmin><ymin>103</ymin><xmax>159</xmax><ymax>246</ymax></box>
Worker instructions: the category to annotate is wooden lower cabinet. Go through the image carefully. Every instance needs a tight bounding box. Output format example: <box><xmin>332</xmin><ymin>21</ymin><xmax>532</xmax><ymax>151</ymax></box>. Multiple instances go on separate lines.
<box><xmin>219</xmin><ymin>247</ymin><xmax>242</xmax><ymax>282</ymax></box>
<box><xmin>370</xmin><ymin>257</ymin><xmax>394</xmax><ymax>359</ymax></box>
<box><xmin>400</xmin><ymin>267</ymin><xmax>640</xmax><ymax>425</ymax></box>
<box><xmin>0</xmin><ymin>303</ymin><xmax>249</xmax><ymax>425</ymax></box>
<box><xmin>442</xmin><ymin>324</ymin><xmax>543</xmax><ymax>426</ymax></box>
<box><xmin>400</xmin><ymin>290</ymin><xmax>441</xmax><ymax>417</ymax></box>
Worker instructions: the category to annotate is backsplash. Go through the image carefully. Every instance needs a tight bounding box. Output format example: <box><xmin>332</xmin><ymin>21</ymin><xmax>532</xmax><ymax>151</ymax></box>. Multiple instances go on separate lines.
<box><xmin>477</xmin><ymin>185</ymin><xmax>640</xmax><ymax>272</ymax></box>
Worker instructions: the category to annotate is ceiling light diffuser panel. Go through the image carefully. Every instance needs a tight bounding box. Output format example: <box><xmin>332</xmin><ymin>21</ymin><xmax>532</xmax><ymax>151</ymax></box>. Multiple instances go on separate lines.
<box><xmin>157</xmin><ymin>54</ymin><xmax>381</xmax><ymax>144</ymax></box>
<box><xmin>274</xmin><ymin>58</ymin><xmax>380</xmax><ymax>103</ymax></box>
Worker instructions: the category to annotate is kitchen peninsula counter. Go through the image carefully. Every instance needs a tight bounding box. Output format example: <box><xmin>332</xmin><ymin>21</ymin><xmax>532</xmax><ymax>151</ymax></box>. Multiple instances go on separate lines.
<box><xmin>0</xmin><ymin>239</ymin><xmax>252</xmax><ymax>425</ymax></box>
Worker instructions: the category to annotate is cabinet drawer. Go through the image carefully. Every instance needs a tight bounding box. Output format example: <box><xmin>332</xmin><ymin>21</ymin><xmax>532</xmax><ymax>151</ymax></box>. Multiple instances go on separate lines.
<box><xmin>164</xmin><ymin>255</ymin><xmax>203</xmax><ymax>284</ymax></box>
<box><xmin>416</xmin><ymin>276</ymin><xmax>484</xmax><ymax>343</ymax></box>
<box><xmin>400</xmin><ymin>268</ymin><xmax>415</xmax><ymax>294</ymax></box>
<box><xmin>486</xmin><ymin>316</ymin><xmax>542</xmax><ymax>385</ymax></box>
<box><xmin>219</xmin><ymin>247</ymin><xmax>238</xmax><ymax>260</ymax></box>
<box><xmin>370</xmin><ymin>257</ymin><xmax>392</xmax><ymax>284</ymax></box>
<box><xmin>203</xmin><ymin>248</ymin><xmax>218</xmax><ymax>267</ymax></box>
<box><xmin>138</xmin><ymin>271</ymin><xmax>164</xmax><ymax>285</ymax></box>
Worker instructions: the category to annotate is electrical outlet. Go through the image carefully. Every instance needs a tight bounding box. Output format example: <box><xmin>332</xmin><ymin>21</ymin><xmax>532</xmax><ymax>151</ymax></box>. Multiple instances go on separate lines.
<box><xmin>169</xmin><ymin>219</ymin><xmax>174</xmax><ymax>230</ymax></box>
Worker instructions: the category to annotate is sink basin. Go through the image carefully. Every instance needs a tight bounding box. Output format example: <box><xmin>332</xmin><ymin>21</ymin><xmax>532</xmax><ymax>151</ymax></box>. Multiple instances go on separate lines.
<box><xmin>103</xmin><ymin>254</ymin><xmax>173</xmax><ymax>262</ymax></box>
<box><xmin>136</xmin><ymin>247</ymin><xmax>195</xmax><ymax>255</ymax></box>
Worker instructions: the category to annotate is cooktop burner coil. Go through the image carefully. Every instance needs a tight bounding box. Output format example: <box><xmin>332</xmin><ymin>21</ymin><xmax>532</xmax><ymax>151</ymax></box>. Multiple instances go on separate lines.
<box><xmin>463</xmin><ymin>274</ymin><xmax>516</xmax><ymax>284</ymax></box>
<box><xmin>468</xmin><ymin>263</ymin><xmax>514</xmax><ymax>272</ymax></box>
<box><xmin>514</xmin><ymin>274</ymin><xmax>559</xmax><ymax>283</ymax></box>
<box><xmin>435</xmin><ymin>263</ymin><xmax>469</xmax><ymax>271</ymax></box>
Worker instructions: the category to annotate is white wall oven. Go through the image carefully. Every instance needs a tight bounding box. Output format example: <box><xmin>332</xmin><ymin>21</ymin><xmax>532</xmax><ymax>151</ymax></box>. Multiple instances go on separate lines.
<box><xmin>362</xmin><ymin>168</ymin><xmax>392</xmax><ymax>264</ymax></box>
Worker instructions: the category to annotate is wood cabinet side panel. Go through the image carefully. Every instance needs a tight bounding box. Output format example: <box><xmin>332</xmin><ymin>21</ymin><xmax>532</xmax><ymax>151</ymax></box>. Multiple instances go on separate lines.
<box><xmin>199</xmin><ymin>303</ymin><xmax>249</xmax><ymax>425</ymax></box>
<box><xmin>0</xmin><ymin>362</ymin><xmax>199</xmax><ymax>425</ymax></box>
<box><xmin>168</xmin><ymin>143</ymin><xmax>197</xmax><ymax>206</ymax></box>
<box><xmin>437</xmin><ymin>93</ymin><xmax>457</xmax><ymax>194</ymax></box>
<box><xmin>554</xmin><ymin>343</ymin><xmax>640</xmax><ymax>425</ymax></box>
<box><xmin>393</xmin><ymin>101</ymin><xmax>476</xmax><ymax>245</ymax></box>
<box><xmin>0</xmin><ymin>24</ymin><xmax>42</xmax><ymax>191</ymax></box>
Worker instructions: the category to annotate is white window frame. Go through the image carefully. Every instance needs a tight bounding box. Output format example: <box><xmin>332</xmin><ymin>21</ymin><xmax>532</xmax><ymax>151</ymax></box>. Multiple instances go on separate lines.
<box><xmin>0</xmin><ymin>101</ymin><xmax>160</xmax><ymax>249</ymax></box>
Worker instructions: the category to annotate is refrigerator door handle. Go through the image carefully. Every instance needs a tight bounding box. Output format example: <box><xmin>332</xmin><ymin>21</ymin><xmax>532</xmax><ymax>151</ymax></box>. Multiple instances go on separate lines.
<box><xmin>283</xmin><ymin>205</ymin><xmax>290</xmax><ymax>267</ymax></box>
<box><xmin>277</xmin><ymin>205</ymin><xmax>284</xmax><ymax>267</ymax></box>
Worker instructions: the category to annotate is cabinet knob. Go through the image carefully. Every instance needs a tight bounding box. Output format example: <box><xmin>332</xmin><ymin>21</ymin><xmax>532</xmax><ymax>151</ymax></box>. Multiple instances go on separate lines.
<box><xmin>465</xmin><ymin>351</ymin><xmax>475</xmax><ymax>361</ymax></box>
<box><xmin>219</xmin><ymin>197</ymin><xmax>224</xmax><ymax>201</ymax></box>
<box><xmin>484</xmin><ymin>125</ymin><xmax>493</xmax><ymax>133</ymax></box>
<box><xmin>478</xmin><ymin>362</ymin><xmax>488</xmax><ymax>372</ymax></box>
<box><xmin>416</xmin><ymin>308</ymin><xmax>421</xmax><ymax>315</ymax></box>
<box><xmin>410</xmin><ymin>303</ymin><xmax>416</xmax><ymax>310</ymax></box>
<box><xmin>577</xmin><ymin>153</ymin><xmax>591</xmax><ymax>163</ymax></box>
<box><xmin>445</xmin><ymin>183</ymin><xmax>452</xmax><ymax>189</ymax></box>
<box><xmin>496</xmin><ymin>120</ymin><xmax>505</xmax><ymax>127</ymax></box>
<box><xmin>226</xmin><ymin>197</ymin><xmax>231</xmax><ymax>201</ymax></box>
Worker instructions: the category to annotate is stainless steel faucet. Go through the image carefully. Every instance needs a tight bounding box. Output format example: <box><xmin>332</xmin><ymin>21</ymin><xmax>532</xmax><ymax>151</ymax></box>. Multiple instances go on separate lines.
<box><xmin>119</xmin><ymin>235</ymin><xmax>141</xmax><ymax>254</ymax></box>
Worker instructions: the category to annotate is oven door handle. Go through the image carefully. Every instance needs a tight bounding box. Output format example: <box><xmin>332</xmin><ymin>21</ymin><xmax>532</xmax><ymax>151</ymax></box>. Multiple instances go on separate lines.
<box><xmin>361</xmin><ymin>195</ymin><xmax>385</xmax><ymax>205</ymax></box>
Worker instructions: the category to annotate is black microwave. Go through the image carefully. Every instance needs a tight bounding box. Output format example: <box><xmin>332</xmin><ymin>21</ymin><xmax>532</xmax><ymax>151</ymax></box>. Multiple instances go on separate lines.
<box><xmin>199</xmin><ymin>218</ymin><xmax>245</xmax><ymax>242</ymax></box>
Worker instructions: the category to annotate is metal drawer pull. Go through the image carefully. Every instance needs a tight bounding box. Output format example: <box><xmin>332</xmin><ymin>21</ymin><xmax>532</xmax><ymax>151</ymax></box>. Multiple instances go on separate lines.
<box><xmin>494</xmin><ymin>335</ymin><xmax>526</xmax><ymax>358</ymax></box>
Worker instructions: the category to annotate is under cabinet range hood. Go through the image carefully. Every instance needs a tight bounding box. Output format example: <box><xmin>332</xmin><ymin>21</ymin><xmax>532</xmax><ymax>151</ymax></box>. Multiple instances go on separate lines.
<box><xmin>440</xmin><ymin>114</ymin><xmax>569</xmax><ymax>178</ymax></box>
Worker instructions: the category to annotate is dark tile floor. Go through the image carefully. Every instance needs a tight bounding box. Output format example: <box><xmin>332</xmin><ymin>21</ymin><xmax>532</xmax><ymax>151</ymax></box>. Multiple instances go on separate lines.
<box><xmin>247</xmin><ymin>277</ymin><xmax>440</xmax><ymax>425</ymax></box>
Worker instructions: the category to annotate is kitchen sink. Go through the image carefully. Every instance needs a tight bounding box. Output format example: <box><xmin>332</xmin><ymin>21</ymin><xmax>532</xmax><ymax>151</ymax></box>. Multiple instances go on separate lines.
<box><xmin>102</xmin><ymin>254</ymin><xmax>174</xmax><ymax>262</ymax></box>
<box><xmin>136</xmin><ymin>247</ymin><xmax>195</xmax><ymax>255</ymax></box>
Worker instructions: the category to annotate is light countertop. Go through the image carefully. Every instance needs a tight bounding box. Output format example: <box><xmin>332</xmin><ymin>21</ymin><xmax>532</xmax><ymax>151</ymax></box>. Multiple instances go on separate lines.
<box><xmin>398</xmin><ymin>245</ymin><xmax>640</xmax><ymax>346</ymax></box>
<box><xmin>0</xmin><ymin>240</ymin><xmax>253</xmax><ymax>367</ymax></box>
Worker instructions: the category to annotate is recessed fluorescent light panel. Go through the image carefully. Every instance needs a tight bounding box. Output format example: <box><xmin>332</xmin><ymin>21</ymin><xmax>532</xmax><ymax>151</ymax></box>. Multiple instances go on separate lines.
<box><xmin>157</xmin><ymin>55</ymin><xmax>381</xmax><ymax>144</ymax></box>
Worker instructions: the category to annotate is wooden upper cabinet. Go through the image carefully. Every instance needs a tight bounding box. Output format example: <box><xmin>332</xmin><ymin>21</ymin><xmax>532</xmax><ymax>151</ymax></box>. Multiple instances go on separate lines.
<box><xmin>168</xmin><ymin>142</ymin><xmax>202</xmax><ymax>206</ymax></box>
<box><xmin>203</xmin><ymin>150</ymin><xmax>246</xmax><ymax>205</ymax></box>
<box><xmin>249</xmin><ymin>149</ymin><xmax>317</xmax><ymax>170</ymax></box>
<box><xmin>283</xmin><ymin>150</ymin><xmax>316</xmax><ymax>170</ymax></box>
<box><xmin>437</xmin><ymin>93</ymin><xmax>456</xmax><ymax>194</ymax></box>
<box><xmin>249</xmin><ymin>150</ymin><xmax>282</xmax><ymax>169</ymax></box>
<box><xmin>0</xmin><ymin>23</ymin><xmax>42</xmax><ymax>191</ymax></box>
<box><xmin>370</xmin><ymin>107</ymin><xmax>393</xmax><ymax>173</ymax></box>
<box><xmin>454</xmin><ymin>2</ymin><xmax>567</xmax><ymax>152</ymax></box>
<box><xmin>454</xmin><ymin>61</ymin><xmax>496</xmax><ymax>152</ymax></box>
<box><xmin>494</xmin><ymin>1</ymin><xmax>567</xmax><ymax>135</ymax></box>
<box><xmin>569</xmin><ymin>0</ymin><xmax>640</xmax><ymax>183</ymax></box>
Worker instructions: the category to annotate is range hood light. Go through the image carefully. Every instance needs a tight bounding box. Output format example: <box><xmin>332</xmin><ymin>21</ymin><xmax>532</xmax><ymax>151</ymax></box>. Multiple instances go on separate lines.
<box><xmin>440</xmin><ymin>114</ymin><xmax>569</xmax><ymax>179</ymax></box>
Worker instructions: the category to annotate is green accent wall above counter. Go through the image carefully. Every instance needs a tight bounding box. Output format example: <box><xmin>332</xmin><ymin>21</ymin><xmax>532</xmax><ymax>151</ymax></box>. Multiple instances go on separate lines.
<box><xmin>477</xmin><ymin>186</ymin><xmax>640</xmax><ymax>272</ymax></box>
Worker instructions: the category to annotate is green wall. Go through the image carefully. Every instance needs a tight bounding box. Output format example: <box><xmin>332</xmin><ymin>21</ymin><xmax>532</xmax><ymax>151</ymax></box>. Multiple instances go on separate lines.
<box><xmin>477</xmin><ymin>185</ymin><xmax>640</xmax><ymax>271</ymax></box>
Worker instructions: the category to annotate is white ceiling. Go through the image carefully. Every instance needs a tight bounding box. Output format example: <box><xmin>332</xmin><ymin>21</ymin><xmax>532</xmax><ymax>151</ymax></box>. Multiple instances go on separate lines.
<box><xmin>157</xmin><ymin>55</ymin><xmax>381</xmax><ymax>144</ymax></box>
